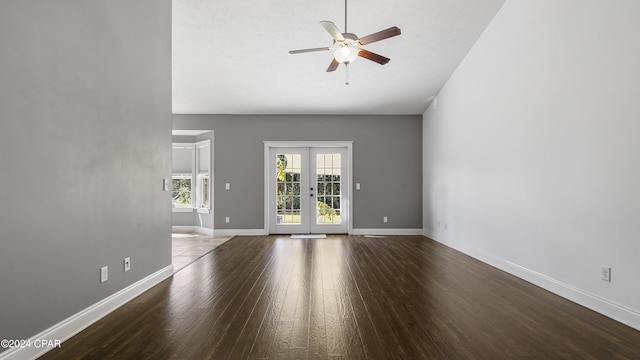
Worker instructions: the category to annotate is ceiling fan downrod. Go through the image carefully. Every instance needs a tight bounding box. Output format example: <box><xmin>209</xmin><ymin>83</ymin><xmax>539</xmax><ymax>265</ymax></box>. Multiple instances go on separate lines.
<box><xmin>344</xmin><ymin>0</ymin><xmax>349</xmax><ymax>85</ymax></box>
<box><xmin>344</xmin><ymin>0</ymin><xmax>348</xmax><ymax>33</ymax></box>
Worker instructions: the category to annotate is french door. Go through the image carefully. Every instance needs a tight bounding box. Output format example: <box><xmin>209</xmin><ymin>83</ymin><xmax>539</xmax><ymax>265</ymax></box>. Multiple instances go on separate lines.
<box><xmin>268</xmin><ymin>146</ymin><xmax>348</xmax><ymax>234</ymax></box>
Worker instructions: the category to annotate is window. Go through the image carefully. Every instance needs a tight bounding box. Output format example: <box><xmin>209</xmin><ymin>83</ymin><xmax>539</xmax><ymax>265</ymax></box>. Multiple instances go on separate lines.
<box><xmin>172</xmin><ymin>140</ymin><xmax>211</xmax><ymax>212</ymax></box>
<box><xmin>172</xmin><ymin>144</ymin><xmax>195</xmax><ymax>209</ymax></box>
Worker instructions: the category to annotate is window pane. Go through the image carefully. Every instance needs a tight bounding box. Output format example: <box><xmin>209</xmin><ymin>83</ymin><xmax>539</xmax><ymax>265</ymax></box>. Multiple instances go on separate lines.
<box><xmin>172</xmin><ymin>177</ymin><xmax>192</xmax><ymax>207</ymax></box>
<box><xmin>198</xmin><ymin>143</ymin><xmax>210</xmax><ymax>172</ymax></box>
<box><xmin>172</xmin><ymin>146</ymin><xmax>194</xmax><ymax>173</ymax></box>
<box><xmin>198</xmin><ymin>175</ymin><xmax>209</xmax><ymax>208</ymax></box>
<box><xmin>276</xmin><ymin>153</ymin><xmax>301</xmax><ymax>225</ymax></box>
<box><xmin>315</xmin><ymin>152</ymin><xmax>341</xmax><ymax>224</ymax></box>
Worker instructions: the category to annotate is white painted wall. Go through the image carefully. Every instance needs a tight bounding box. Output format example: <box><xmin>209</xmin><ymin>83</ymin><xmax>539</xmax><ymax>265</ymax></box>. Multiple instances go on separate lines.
<box><xmin>423</xmin><ymin>0</ymin><xmax>640</xmax><ymax>329</ymax></box>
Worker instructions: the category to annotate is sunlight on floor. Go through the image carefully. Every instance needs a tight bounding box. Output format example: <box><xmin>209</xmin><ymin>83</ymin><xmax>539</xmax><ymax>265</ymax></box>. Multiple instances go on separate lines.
<box><xmin>172</xmin><ymin>233</ymin><xmax>200</xmax><ymax>239</ymax></box>
<box><xmin>172</xmin><ymin>232</ymin><xmax>234</xmax><ymax>272</ymax></box>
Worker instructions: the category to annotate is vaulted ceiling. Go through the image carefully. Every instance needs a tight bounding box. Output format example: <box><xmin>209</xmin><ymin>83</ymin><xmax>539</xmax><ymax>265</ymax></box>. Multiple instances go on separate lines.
<box><xmin>172</xmin><ymin>0</ymin><xmax>506</xmax><ymax>115</ymax></box>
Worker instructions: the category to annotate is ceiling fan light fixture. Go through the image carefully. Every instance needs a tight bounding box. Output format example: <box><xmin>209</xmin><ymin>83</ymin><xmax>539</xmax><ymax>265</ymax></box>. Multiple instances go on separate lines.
<box><xmin>334</xmin><ymin>46</ymin><xmax>359</xmax><ymax>64</ymax></box>
<box><xmin>288</xmin><ymin>0</ymin><xmax>401</xmax><ymax>81</ymax></box>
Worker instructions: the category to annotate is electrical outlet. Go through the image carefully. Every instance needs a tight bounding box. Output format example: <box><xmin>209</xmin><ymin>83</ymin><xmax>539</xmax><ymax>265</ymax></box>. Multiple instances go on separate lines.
<box><xmin>124</xmin><ymin>257</ymin><xmax>131</xmax><ymax>272</ymax></box>
<box><xmin>383</xmin><ymin>216</ymin><xmax>388</xmax><ymax>223</ymax></box>
<box><xmin>601</xmin><ymin>266</ymin><xmax>611</xmax><ymax>282</ymax></box>
<box><xmin>225</xmin><ymin>183</ymin><xmax>230</xmax><ymax>190</ymax></box>
<box><xmin>225</xmin><ymin>217</ymin><xmax>230</xmax><ymax>223</ymax></box>
<box><xmin>100</xmin><ymin>266</ymin><xmax>108</xmax><ymax>283</ymax></box>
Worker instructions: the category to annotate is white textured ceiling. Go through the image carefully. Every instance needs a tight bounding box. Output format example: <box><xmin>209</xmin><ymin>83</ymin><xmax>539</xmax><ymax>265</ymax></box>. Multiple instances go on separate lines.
<box><xmin>172</xmin><ymin>0</ymin><xmax>506</xmax><ymax>115</ymax></box>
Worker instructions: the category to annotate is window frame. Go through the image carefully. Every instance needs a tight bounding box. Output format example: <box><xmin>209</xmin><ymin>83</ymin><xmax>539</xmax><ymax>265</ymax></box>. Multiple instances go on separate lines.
<box><xmin>195</xmin><ymin>140</ymin><xmax>211</xmax><ymax>213</ymax></box>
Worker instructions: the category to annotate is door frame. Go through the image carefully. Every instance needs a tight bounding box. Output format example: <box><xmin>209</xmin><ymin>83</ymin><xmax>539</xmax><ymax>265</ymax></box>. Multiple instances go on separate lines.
<box><xmin>263</xmin><ymin>141</ymin><xmax>353</xmax><ymax>235</ymax></box>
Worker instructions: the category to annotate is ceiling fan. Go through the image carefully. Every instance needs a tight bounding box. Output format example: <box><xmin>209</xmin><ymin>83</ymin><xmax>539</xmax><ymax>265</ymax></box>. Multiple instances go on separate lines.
<box><xmin>289</xmin><ymin>0</ymin><xmax>401</xmax><ymax>84</ymax></box>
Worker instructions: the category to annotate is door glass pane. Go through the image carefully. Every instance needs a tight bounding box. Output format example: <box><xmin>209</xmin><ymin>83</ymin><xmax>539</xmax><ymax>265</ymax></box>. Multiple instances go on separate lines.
<box><xmin>316</xmin><ymin>153</ymin><xmax>341</xmax><ymax>224</ymax></box>
<box><xmin>276</xmin><ymin>154</ymin><xmax>302</xmax><ymax>225</ymax></box>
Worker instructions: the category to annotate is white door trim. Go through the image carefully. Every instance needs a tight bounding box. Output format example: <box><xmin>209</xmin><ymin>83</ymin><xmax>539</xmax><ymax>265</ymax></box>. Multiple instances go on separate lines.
<box><xmin>264</xmin><ymin>141</ymin><xmax>353</xmax><ymax>235</ymax></box>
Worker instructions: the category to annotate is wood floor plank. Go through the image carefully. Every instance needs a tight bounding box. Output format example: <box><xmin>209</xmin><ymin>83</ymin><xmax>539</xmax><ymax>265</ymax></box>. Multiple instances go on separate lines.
<box><xmin>289</xmin><ymin>239</ymin><xmax>313</xmax><ymax>356</ymax></box>
<box><xmin>38</xmin><ymin>235</ymin><xmax>640</xmax><ymax>359</ymax></box>
<box><xmin>327</xmin><ymin>241</ymin><xmax>367</xmax><ymax>359</ymax></box>
<box><xmin>229</xmin><ymin>241</ymin><xmax>292</xmax><ymax>358</ymax></box>
<box><xmin>247</xmin><ymin>290</ymin><xmax>288</xmax><ymax>359</ymax></box>
<box><xmin>307</xmin><ymin>240</ymin><xmax>328</xmax><ymax>359</ymax></box>
<box><xmin>248</xmin><ymin>239</ymin><xmax>297</xmax><ymax>359</ymax></box>
<box><xmin>211</xmin><ymin>247</ymin><xmax>278</xmax><ymax>357</ymax></box>
<box><xmin>341</xmin><ymin>237</ymin><xmax>414</xmax><ymax>358</ymax></box>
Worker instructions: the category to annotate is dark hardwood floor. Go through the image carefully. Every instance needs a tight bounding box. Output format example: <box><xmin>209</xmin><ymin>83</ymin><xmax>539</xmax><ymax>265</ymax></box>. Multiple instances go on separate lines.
<box><xmin>40</xmin><ymin>235</ymin><xmax>640</xmax><ymax>359</ymax></box>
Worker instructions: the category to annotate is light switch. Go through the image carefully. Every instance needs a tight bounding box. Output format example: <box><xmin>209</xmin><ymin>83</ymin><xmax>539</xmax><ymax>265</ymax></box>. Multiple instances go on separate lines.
<box><xmin>356</xmin><ymin>183</ymin><xmax>361</xmax><ymax>190</ymax></box>
<box><xmin>225</xmin><ymin>183</ymin><xmax>230</xmax><ymax>190</ymax></box>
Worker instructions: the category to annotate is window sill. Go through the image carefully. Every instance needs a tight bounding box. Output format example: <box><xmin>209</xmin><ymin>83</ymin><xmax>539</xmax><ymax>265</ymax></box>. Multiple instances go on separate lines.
<box><xmin>172</xmin><ymin>208</ymin><xmax>194</xmax><ymax>213</ymax></box>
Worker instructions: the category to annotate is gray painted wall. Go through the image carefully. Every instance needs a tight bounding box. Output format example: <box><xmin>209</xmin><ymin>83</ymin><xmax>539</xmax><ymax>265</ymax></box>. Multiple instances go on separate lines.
<box><xmin>0</xmin><ymin>0</ymin><xmax>172</xmax><ymax>344</ymax></box>
<box><xmin>172</xmin><ymin>135</ymin><xmax>197</xmax><ymax>143</ymax></box>
<box><xmin>173</xmin><ymin>115</ymin><xmax>422</xmax><ymax>230</ymax></box>
<box><xmin>172</xmin><ymin>212</ymin><xmax>199</xmax><ymax>227</ymax></box>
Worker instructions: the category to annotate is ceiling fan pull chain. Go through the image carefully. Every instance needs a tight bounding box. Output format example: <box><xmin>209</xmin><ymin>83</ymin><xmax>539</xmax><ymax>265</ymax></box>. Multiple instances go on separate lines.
<box><xmin>345</xmin><ymin>63</ymin><xmax>349</xmax><ymax>85</ymax></box>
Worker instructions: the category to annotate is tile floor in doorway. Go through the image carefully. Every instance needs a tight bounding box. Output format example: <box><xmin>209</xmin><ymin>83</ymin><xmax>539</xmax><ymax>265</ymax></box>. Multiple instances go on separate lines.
<box><xmin>172</xmin><ymin>232</ymin><xmax>235</xmax><ymax>272</ymax></box>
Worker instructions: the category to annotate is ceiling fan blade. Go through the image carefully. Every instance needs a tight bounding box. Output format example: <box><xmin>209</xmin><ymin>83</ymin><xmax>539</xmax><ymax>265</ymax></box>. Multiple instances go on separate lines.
<box><xmin>326</xmin><ymin>58</ymin><xmax>340</xmax><ymax>72</ymax></box>
<box><xmin>358</xmin><ymin>26</ymin><xmax>401</xmax><ymax>45</ymax></box>
<box><xmin>358</xmin><ymin>49</ymin><xmax>390</xmax><ymax>65</ymax></box>
<box><xmin>289</xmin><ymin>47</ymin><xmax>330</xmax><ymax>54</ymax></box>
<box><xmin>320</xmin><ymin>21</ymin><xmax>345</xmax><ymax>41</ymax></box>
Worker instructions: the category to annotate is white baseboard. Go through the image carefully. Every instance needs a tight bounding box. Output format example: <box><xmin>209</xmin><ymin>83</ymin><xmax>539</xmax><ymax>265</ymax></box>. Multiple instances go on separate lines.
<box><xmin>172</xmin><ymin>226</ymin><xmax>213</xmax><ymax>236</ymax></box>
<box><xmin>351</xmin><ymin>228</ymin><xmax>423</xmax><ymax>236</ymax></box>
<box><xmin>214</xmin><ymin>229</ymin><xmax>267</xmax><ymax>236</ymax></box>
<box><xmin>177</xmin><ymin>228</ymin><xmax>423</xmax><ymax>237</ymax></box>
<box><xmin>424</xmin><ymin>232</ymin><xmax>640</xmax><ymax>332</ymax></box>
<box><xmin>0</xmin><ymin>265</ymin><xmax>174</xmax><ymax>360</ymax></box>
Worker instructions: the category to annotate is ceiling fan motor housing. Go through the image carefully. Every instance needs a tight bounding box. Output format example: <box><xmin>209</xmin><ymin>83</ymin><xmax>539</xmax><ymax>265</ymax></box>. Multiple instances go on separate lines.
<box><xmin>341</xmin><ymin>33</ymin><xmax>359</xmax><ymax>42</ymax></box>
